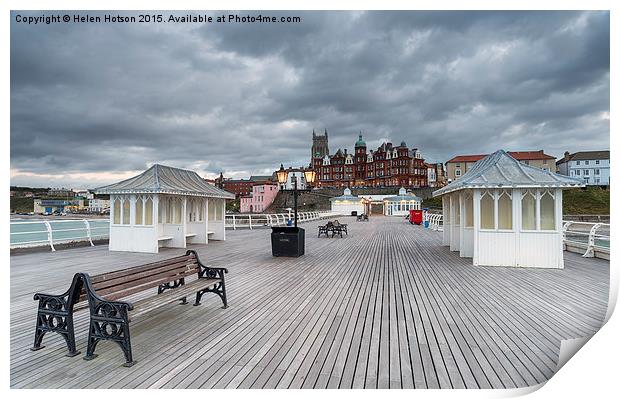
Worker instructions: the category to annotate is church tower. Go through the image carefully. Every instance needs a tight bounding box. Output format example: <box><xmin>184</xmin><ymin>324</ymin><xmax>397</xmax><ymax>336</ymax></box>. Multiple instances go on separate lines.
<box><xmin>311</xmin><ymin>128</ymin><xmax>330</xmax><ymax>162</ymax></box>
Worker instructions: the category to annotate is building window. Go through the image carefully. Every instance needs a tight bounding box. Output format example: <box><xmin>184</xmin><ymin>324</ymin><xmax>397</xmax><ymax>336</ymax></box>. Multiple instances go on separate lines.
<box><xmin>216</xmin><ymin>200</ymin><xmax>224</xmax><ymax>220</ymax></box>
<box><xmin>455</xmin><ymin>169</ymin><xmax>461</xmax><ymax>177</ymax></box>
<box><xmin>575</xmin><ymin>170</ymin><xmax>580</xmax><ymax>175</ymax></box>
<box><xmin>135</xmin><ymin>195</ymin><xmax>143</xmax><ymax>225</ymax></box>
<box><xmin>456</xmin><ymin>163</ymin><xmax>461</xmax><ymax>168</ymax></box>
<box><xmin>543</xmin><ymin>159</ymin><xmax>548</xmax><ymax>165</ymax></box>
<box><xmin>145</xmin><ymin>197</ymin><xmax>153</xmax><ymax>225</ymax></box>
<box><xmin>208</xmin><ymin>200</ymin><xmax>216</xmax><ymax>221</ymax></box>
<box><xmin>498</xmin><ymin>190</ymin><xmax>512</xmax><ymax>230</ymax></box>
<box><xmin>594</xmin><ymin>169</ymin><xmax>600</xmax><ymax>175</ymax></box>
<box><xmin>521</xmin><ymin>190</ymin><xmax>536</xmax><ymax>230</ymax></box>
<box><xmin>174</xmin><ymin>198</ymin><xmax>182</xmax><ymax>224</ymax></box>
<box><xmin>585</xmin><ymin>160</ymin><xmax>589</xmax><ymax>165</ymax></box>
<box><xmin>595</xmin><ymin>160</ymin><xmax>600</xmax><ymax>165</ymax></box>
<box><xmin>584</xmin><ymin>169</ymin><xmax>590</xmax><ymax>176</ymax></box>
<box><xmin>113</xmin><ymin>198</ymin><xmax>121</xmax><ymax>224</ymax></box>
<box><xmin>122</xmin><ymin>198</ymin><xmax>130</xmax><ymax>224</ymax></box>
<box><xmin>540</xmin><ymin>191</ymin><xmax>555</xmax><ymax>230</ymax></box>
<box><xmin>576</xmin><ymin>161</ymin><xmax>580</xmax><ymax>165</ymax></box>
<box><xmin>480</xmin><ymin>191</ymin><xmax>495</xmax><ymax>229</ymax></box>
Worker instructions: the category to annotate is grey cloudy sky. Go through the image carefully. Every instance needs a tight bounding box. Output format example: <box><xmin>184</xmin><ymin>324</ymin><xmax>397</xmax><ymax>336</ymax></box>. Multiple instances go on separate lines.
<box><xmin>10</xmin><ymin>10</ymin><xmax>609</xmax><ymax>188</ymax></box>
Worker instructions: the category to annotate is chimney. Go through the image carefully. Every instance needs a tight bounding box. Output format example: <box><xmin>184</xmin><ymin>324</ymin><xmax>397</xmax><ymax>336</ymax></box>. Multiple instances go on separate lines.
<box><xmin>564</xmin><ymin>151</ymin><xmax>570</xmax><ymax>161</ymax></box>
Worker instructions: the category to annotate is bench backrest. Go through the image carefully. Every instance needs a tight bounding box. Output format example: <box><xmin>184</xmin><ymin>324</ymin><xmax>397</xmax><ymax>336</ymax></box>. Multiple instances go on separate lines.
<box><xmin>80</xmin><ymin>253</ymin><xmax>200</xmax><ymax>302</ymax></box>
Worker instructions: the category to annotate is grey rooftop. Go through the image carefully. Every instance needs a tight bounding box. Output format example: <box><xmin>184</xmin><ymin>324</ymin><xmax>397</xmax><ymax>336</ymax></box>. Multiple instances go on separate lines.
<box><xmin>95</xmin><ymin>164</ymin><xmax>235</xmax><ymax>198</ymax></box>
<box><xmin>433</xmin><ymin>150</ymin><xmax>584</xmax><ymax>197</ymax></box>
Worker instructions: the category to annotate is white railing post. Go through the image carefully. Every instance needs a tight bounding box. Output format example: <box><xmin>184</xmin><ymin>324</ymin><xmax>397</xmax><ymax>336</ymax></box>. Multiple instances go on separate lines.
<box><xmin>232</xmin><ymin>215</ymin><xmax>236</xmax><ymax>230</ymax></box>
<box><xmin>43</xmin><ymin>220</ymin><xmax>56</xmax><ymax>252</ymax></box>
<box><xmin>562</xmin><ymin>221</ymin><xmax>573</xmax><ymax>250</ymax></box>
<box><xmin>583</xmin><ymin>223</ymin><xmax>602</xmax><ymax>258</ymax></box>
<box><xmin>83</xmin><ymin>219</ymin><xmax>94</xmax><ymax>246</ymax></box>
<box><xmin>248</xmin><ymin>215</ymin><xmax>252</xmax><ymax>230</ymax></box>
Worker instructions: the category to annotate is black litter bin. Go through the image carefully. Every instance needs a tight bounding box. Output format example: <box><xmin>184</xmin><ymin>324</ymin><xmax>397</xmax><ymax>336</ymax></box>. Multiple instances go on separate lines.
<box><xmin>271</xmin><ymin>226</ymin><xmax>305</xmax><ymax>257</ymax></box>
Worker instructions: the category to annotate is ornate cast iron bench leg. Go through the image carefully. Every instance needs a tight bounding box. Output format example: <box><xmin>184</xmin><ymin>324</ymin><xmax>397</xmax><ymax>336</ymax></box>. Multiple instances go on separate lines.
<box><xmin>158</xmin><ymin>278</ymin><xmax>187</xmax><ymax>304</ymax></box>
<box><xmin>188</xmin><ymin>250</ymin><xmax>229</xmax><ymax>309</ymax></box>
<box><xmin>80</xmin><ymin>273</ymin><xmax>136</xmax><ymax>367</ymax></box>
<box><xmin>31</xmin><ymin>273</ymin><xmax>83</xmax><ymax>357</ymax></box>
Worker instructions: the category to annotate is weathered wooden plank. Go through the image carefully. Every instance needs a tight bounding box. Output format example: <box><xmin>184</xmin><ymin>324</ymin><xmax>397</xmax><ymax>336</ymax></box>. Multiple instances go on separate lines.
<box><xmin>10</xmin><ymin>217</ymin><xmax>610</xmax><ymax>389</ymax></box>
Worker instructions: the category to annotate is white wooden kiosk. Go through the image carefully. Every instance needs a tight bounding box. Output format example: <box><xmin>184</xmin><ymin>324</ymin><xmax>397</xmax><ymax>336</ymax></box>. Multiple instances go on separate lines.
<box><xmin>433</xmin><ymin>150</ymin><xmax>583</xmax><ymax>268</ymax></box>
<box><xmin>330</xmin><ymin>188</ymin><xmax>366</xmax><ymax>215</ymax></box>
<box><xmin>96</xmin><ymin>164</ymin><xmax>235</xmax><ymax>253</ymax></box>
<box><xmin>383</xmin><ymin>187</ymin><xmax>422</xmax><ymax>216</ymax></box>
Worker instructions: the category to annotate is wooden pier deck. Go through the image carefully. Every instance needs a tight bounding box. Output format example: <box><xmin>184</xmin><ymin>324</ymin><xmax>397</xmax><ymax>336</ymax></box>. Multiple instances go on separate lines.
<box><xmin>10</xmin><ymin>217</ymin><xmax>609</xmax><ymax>389</ymax></box>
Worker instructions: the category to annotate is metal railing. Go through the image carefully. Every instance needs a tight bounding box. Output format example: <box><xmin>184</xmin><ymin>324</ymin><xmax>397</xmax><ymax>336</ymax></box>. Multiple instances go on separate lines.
<box><xmin>426</xmin><ymin>213</ymin><xmax>444</xmax><ymax>231</ymax></box>
<box><xmin>10</xmin><ymin>219</ymin><xmax>110</xmax><ymax>252</ymax></box>
<box><xmin>421</xmin><ymin>213</ymin><xmax>610</xmax><ymax>260</ymax></box>
<box><xmin>563</xmin><ymin>221</ymin><xmax>610</xmax><ymax>259</ymax></box>
<box><xmin>225</xmin><ymin>211</ymin><xmax>342</xmax><ymax>230</ymax></box>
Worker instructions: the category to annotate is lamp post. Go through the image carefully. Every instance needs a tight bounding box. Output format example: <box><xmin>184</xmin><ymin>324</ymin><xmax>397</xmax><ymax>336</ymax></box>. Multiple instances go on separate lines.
<box><xmin>271</xmin><ymin>164</ymin><xmax>316</xmax><ymax>257</ymax></box>
<box><xmin>276</xmin><ymin>164</ymin><xmax>316</xmax><ymax>227</ymax></box>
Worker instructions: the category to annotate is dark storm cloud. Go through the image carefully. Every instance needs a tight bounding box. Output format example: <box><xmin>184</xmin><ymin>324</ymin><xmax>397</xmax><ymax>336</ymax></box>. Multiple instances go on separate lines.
<box><xmin>10</xmin><ymin>10</ymin><xmax>609</xmax><ymax>188</ymax></box>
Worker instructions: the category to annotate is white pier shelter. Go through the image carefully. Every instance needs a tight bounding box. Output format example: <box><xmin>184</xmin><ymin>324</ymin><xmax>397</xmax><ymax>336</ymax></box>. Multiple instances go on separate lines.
<box><xmin>330</xmin><ymin>188</ymin><xmax>366</xmax><ymax>215</ymax></box>
<box><xmin>433</xmin><ymin>150</ymin><xmax>583</xmax><ymax>268</ymax></box>
<box><xmin>383</xmin><ymin>187</ymin><xmax>422</xmax><ymax>216</ymax></box>
<box><xmin>96</xmin><ymin>164</ymin><xmax>234</xmax><ymax>253</ymax></box>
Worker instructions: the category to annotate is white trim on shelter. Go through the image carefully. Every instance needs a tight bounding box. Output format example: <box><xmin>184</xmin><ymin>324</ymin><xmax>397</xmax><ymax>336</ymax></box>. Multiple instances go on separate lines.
<box><xmin>433</xmin><ymin>150</ymin><xmax>583</xmax><ymax>268</ymax></box>
<box><xmin>96</xmin><ymin>164</ymin><xmax>234</xmax><ymax>253</ymax></box>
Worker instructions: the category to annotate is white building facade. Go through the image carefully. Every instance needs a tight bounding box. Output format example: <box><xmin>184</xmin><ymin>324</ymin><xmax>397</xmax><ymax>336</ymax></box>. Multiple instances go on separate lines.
<box><xmin>556</xmin><ymin>150</ymin><xmax>610</xmax><ymax>186</ymax></box>
<box><xmin>280</xmin><ymin>169</ymin><xmax>307</xmax><ymax>190</ymax></box>
<box><xmin>383</xmin><ymin>187</ymin><xmax>422</xmax><ymax>216</ymax></box>
<box><xmin>88</xmin><ymin>199</ymin><xmax>110</xmax><ymax>213</ymax></box>
<box><xmin>330</xmin><ymin>188</ymin><xmax>366</xmax><ymax>215</ymax></box>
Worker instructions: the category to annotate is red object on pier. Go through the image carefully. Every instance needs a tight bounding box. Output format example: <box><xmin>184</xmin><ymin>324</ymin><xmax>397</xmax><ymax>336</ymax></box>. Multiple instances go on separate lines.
<box><xmin>409</xmin><ymin>209</ymin><xmax>423</xmax><ymax>225</ymax></box>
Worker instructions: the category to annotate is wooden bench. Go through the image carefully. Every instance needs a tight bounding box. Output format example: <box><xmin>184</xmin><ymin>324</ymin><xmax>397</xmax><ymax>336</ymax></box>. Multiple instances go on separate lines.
<box><xmin>332</xmin><ymin>220</ymin><xmax>348</xmax><ymax>237</ymax></box>
<box><xmin>31</xmin><ymin>250</ymin><xmax>228</xmax><ymax>367</ymax></box>
<box><xmin>318</xmin><ymin>222</ymin><xmax>332</xmax><ymax>238</ymax></box>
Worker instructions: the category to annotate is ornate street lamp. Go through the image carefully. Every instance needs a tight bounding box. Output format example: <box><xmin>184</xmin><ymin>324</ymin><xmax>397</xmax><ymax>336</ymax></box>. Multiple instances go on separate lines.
<box><xmin>271</xmin><ymin>164</ymin><xmax>316</xmax><ymax>257</ymax></box>
<box><xmin>276</xmin><ymin>164</ymin><xmax>316</xmax><ymax>227</ymax></box>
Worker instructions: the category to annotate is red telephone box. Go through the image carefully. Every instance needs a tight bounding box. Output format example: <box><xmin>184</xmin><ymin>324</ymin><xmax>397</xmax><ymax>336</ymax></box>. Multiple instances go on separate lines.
<box><xmin>409</xmin><ymin>209</ymin><xmax>423</xmax><ymax>225</ymax></box>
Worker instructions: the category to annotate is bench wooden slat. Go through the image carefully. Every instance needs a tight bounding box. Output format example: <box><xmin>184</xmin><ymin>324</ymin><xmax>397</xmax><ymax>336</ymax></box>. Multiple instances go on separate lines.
<box><xmin>98</xmin><ymin>270</ymin><xmax>199</xmax><ymax>302</ymax></box>
<box><xmin>131</xmin><ymin>278</ymin><xmax>220</xmax><ymax>318</ymax></box>
<box><xmin>92</xmin><ymin>267</ymin><xmax>199</xmax><ymax>300</ymax></box>
<box><xmin>90</xmin><ymin>254</ymin><xmax>194</xmax><ymax>283</ymax></box>
<box><xmin>90</xmin><ymin>259</ymin><xmax>198</xmax><ymax>291</ymax></box>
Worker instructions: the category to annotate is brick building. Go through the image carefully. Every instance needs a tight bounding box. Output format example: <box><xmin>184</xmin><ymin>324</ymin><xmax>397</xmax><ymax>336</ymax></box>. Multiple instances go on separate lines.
<box><xmin>445</xmin><ymin>150</ymin><xmax>556</xmax><ymax>182</ymax></box>
<box><xmin>216</xmin><ymin>174</ymin><xmax>274</xmax><ymax>198</ymax></box>
<box><xmin>311</xmin><ymin>132</ymin><xmax>428</xmax><ymax>188</ymax></box>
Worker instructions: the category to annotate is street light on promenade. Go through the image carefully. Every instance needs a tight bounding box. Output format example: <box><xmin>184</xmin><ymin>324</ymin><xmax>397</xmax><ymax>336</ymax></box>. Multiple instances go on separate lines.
<box><xmin>271</xmin><ymin>164</ymin><xmax>317</xmax><ymax>257</ymax></box>
<box><xmin>275</xmin><ymin>164</ymin><xmax>317</xmax><ymax>227</ymax></box>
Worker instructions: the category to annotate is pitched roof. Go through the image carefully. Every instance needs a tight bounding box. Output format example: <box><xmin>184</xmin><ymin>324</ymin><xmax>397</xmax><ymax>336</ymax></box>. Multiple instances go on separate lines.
<box><xmin>95</xmin><ymin>164</ymin><xmax>235</xmax><ymax>198</ymax></box>
<box><xmin>384</xmin><ymin>187</ymin><xmax>422</xmax><ymax>202</ymax></box>
<box><xmin>330</xmin><ymin>188</ymin><xmax>362</xmax><ymax>202</ymax></box>
<box><xmin>249</xmin><ymin>175</ymin><xmax>273</xmax><ymax>181</ymax></box>
<box><xmin>557</xmin><ymin>150</ymin><xmax>610</xmax><ymax>164</ymax></box>
<box><xmin>446</xmin><ymin>150</ymin><xmax>555</xmax><ymax>164</ymax></box>
<box><xmin>433</xmin><ymin>150</ymin><xmax>583</xmax><ymax>197</ymax></box>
